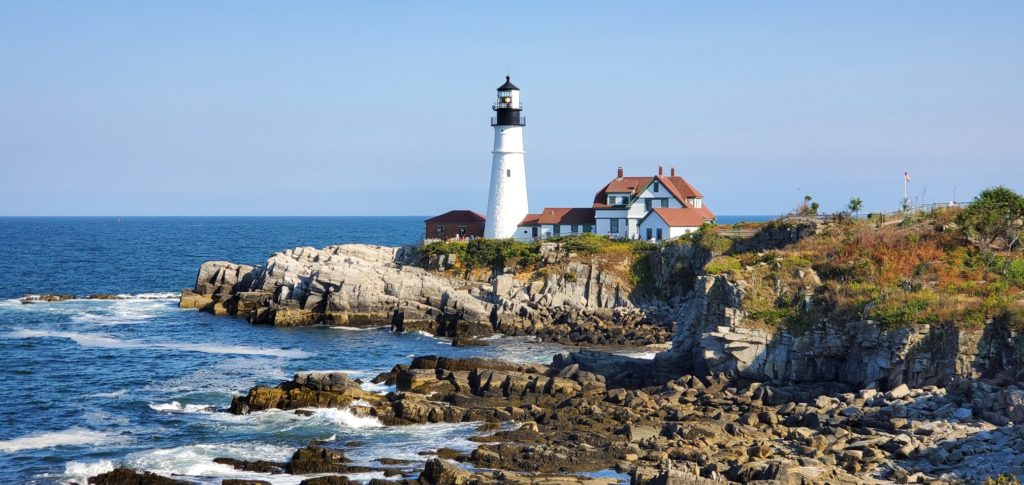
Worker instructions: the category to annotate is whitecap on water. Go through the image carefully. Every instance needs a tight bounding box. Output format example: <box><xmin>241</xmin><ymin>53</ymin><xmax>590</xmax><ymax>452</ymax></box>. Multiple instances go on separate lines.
<box><xmin>121</xmin><ymin>442</ymin><xmax>304</xmax><ymax>485</ymax></box>
<box><xmin>89</xmin><ymin>389</ymin><xmax>129</xmax><ymax>399</ymax></box>
<box><xmin>329</xmin><ymin>325</ymin><xmax>387</xmax><ymax>331</ymax></box>
<box><xmin>149</xmin><ymin>401</ymin><xmax>217</xmax><ymax>414</ymax></box>
<box><xmin>0</xmin><ymin>428</ymin><xmax>123</xmax><ymax>453</ymax></box>
<box><xmin>305</xmin><ymin>407</ymin><xmax>383</xmax><ymax>429</ymax></box>
<box><xmin>3</xmin><ymin>329</ymin><xmax>311</xmax><ymax>358</ymax></box>
<box><xmin>62</xmin><ymin>459</ymin><xmax>115</xmax><ymax>484</ymax></box>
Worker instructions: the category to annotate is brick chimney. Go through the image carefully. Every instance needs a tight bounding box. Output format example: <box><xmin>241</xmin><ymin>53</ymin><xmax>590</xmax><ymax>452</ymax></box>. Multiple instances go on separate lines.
<box><xmin>658</xmin><ymin>165</ymin><xmax>664</xmax><ymax>176</ymax></box>
<box><xmin>671</xmin><ymin>167</ymin><xmax>676</xmax><ymax>176</ymax></box>
<box><xmin>617</xmin><ymin>166</ymin><xmax>624</xmax><ymax>178</ymax></box>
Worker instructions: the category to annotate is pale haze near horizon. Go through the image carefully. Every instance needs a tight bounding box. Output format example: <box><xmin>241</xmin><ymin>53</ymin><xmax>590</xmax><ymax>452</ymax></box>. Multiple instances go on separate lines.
<box><xmin>0</xmin><ymin>2</ymin><xmax>1021</xmax><ymax>217</ymax></box>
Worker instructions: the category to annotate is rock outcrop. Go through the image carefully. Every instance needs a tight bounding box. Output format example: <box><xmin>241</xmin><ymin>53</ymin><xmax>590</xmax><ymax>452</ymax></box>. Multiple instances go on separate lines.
<box><xmin>661</xmin><ymin>271</ymin><xmax>1024</xmax><ymax>390</ymax></box>
<box><xmin>181</xmin><ymin>244</ymin><xmax>672</xmax><ymax>345</ymax></box>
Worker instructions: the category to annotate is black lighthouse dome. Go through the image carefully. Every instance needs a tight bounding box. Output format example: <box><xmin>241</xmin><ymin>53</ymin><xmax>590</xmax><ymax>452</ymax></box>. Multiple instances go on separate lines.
<box><xmin>497</xmin><ymin>75</ymin><xmax>519</xmax><ymax>91</ymax></box>
<box><xmin>492</xmin><ymin>76</ymin><xmax>525</xmax><ymax>127</ymax></box>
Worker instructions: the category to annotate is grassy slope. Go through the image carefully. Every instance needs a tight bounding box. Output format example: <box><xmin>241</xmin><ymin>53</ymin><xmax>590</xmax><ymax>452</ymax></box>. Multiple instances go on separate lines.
<box><xmin>708</xmin><ymin>209</ymin><xmax>1024</xmax><ymax>333</ymax></box>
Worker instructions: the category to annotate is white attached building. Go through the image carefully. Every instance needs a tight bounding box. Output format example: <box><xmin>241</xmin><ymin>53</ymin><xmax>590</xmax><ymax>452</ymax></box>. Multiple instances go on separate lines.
<box><xmin>638</xmin><ymin>207</ymin><xmax>715</xmax><ymax>241</ymax></box>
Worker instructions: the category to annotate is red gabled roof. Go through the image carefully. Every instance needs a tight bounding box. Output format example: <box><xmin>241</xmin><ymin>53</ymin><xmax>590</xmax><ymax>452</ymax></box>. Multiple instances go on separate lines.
<box><xmin>659</xmin><ymin>175</ymin><xmax>703</xmax><ymax>199</ymax></box>
<box><xmin>593</xmin><ymin>176</ymin><xmax>652</xmax><ymax>208</ymax></box>
<box><xmin>593</xmin><ymin>172</ymin><xmax>704</xmax><ymax>208</ymax></box>
<box><xmin>425</xmin><ymin>210</ymin><xmax>486</xmax><ymax>224</ymax></box>
<box><xmin>645</xmin><ymin>207</ymin><xmax>716</xmax><ymax>227</ymax></box>
<box><xmin>535</xmin><ymin>208</ymin><xmax>596</xmax><ymax>225</ymax></box>
<box><xmin>519</xmin><ymin>213</ymin><xmax>542</xmax><ymax>226</ymax></box>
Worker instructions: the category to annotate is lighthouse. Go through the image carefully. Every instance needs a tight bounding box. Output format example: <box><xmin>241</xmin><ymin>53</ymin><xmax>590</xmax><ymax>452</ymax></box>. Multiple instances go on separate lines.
<box><xmin>484</xmin><ymin>76</ymin><xmax>529</xmax><ymax>239</ymax></box>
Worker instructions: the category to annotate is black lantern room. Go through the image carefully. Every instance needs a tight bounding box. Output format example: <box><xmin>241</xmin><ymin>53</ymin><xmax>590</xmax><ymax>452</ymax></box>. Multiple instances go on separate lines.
<box><xmin>492</xmin><ymin>76</ymin><xmax>525</xmax><ymax>126</ymax></box>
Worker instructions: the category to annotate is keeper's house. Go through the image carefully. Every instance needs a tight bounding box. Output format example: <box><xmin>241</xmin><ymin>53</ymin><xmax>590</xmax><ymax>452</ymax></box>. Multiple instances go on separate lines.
<box><xmin>514</xmin><ymin>165</ymin><xmax>714</xmax><ymax>242</ymax></box>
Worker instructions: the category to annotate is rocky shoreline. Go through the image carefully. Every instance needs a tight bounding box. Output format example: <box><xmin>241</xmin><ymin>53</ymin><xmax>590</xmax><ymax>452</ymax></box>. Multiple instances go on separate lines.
<box><xmin>90</xmin><ymin>357</ymin><xmax>1024</xmax><ymax>484</ymax></box>
<box><xmin>86</xmin><ymin>222</ymin><xmax>1024</xmax><ymax>484</ymax></box>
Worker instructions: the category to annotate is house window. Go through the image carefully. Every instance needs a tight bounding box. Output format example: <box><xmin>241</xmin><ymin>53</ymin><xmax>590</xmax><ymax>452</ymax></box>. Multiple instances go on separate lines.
<box><xmin>610</xmin><ymin>219</ymin><xmax>619</xmax><ymax>233</ymax></box>
<box><xmin>584</xmin><ymin>224</ymin><xmax>593</xmax><ymax>233</ymax></box>
<box><xmin>645</xmin><ymin>199</ymin><xmax>653</xmax><ymax>211</ymax></box>
<box><xmin>653</xmin><ymin>182</ymin><xmax>660</xmax><ymax>193</ymax></box>
<box><xmin>553</xmin><ymin>225</ymin><xmax>561</xmax><ymax>235</ymax></box>
<box><xmin>458</xmin><ymin>225</ymin><xmax>467</xmax><ymax>236</ymax></box>
<box><xmin>506</xmin><ymin>169</ymin><xmax>511</xmax><ymax>177</ymax></box>
<box><xmin>661</xmin><ymin>199</ymin><xmax>669</xmax><ymax>208</ymax></box>
<box><xmin>656</xmin><ymin>228</ymin><xmax>663</xmax><ymax>240</ymax></box>
<box><xmin>646</xmin><ymin>228</ymin><xmax>653</xmax><ymax>240</ymax></box>
<box><xmin>571</xmin><ymin>224</ymin><xmax>579</xmax><ymax>233</ymax></box>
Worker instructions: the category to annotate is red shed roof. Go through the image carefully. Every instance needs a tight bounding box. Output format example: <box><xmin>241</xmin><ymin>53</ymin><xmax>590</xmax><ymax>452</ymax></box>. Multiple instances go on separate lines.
<box><xmin>520</xmin><ymin>208</ymin><xmax>596</xmax><ymax>226</ymax></box>
<box><xmin>644</xmin><ymin>207</ymin><xmax>716</xmax><ymax>227</ymax></box>
<box><xmin>425</xmin><ymin>210</ymin><xmax>486</xmax><ymax>224</ymax></box>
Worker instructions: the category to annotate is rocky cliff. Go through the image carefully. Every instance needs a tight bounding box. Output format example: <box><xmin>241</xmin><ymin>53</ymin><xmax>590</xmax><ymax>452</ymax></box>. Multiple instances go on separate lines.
<box><xmin>180</xmin><ymin>243</ymin><xmax>672</xmax><ymax>346</ymax></box>
<box><xmin>657</xmin><ymin>218</ymin><xmax>1024</xmax><ymax>391</ymax></box>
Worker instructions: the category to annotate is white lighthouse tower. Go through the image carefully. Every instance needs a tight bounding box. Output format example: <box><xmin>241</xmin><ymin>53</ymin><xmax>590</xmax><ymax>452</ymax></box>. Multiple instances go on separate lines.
<box><xmin>484</xmin><ymin>76</ymin><xmax>529</xmax><ymax>239</ymax></box>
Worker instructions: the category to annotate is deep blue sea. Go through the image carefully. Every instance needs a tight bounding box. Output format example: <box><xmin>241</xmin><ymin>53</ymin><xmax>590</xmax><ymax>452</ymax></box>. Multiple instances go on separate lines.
<box><xmin>0</xmin><ymin>216</ymin><xmax>769</xmax><ymax>484</ymax></box>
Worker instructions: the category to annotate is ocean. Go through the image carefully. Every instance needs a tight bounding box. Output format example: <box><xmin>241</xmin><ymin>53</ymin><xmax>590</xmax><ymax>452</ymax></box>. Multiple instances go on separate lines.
<box><xmin>0</xmin><ymin>216</ymin><xmax>770</xmax><ymax>484</ymax></box>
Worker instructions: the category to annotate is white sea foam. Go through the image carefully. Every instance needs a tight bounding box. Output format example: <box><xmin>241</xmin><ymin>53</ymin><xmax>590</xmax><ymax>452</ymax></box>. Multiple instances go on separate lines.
<box><xmin>0</xmin><ymin>428</ymin><xmax>121</xmax><ymax>453</ymax></box>
<box><xmin>63</xmin><ymin>459</ymin><xmax>116</xmax><ymax>483</ymax></box>
<box><xmin>89</xmin><ymin>389</ymin><xmax>129</xmax><ymax>399</ymax></box>
<box><xmin>360</xmin><ymin>381</ymin><xmax>394</xmax><ymax>394</ymax></box>
<box><xmin>122</xmin><ymin>442</ymin><xmax>305</xmax><ymax>484</ymax></box>
<box><xmin>305</xmin><ymin>407</ymin><xmax>384</xmax><ymax>429</ymax></box>
<box><xmin>149</xmin><ymin>401</ymin><xmax>217</xmax><ymax>413</ymax></box>
<box><xmin>3</xmin><ymin>329</ymin><xmax>310</xmax><ymax>358</ymax></box>
<box><xmin>330</xmin><ymin>325</ymin><xmax>387</xmax><ymax>331</ymax></box>
<box><xmin>116</xmin><ymin>292</ymin><xmax>180</xmax><ymax>300</ymax></box>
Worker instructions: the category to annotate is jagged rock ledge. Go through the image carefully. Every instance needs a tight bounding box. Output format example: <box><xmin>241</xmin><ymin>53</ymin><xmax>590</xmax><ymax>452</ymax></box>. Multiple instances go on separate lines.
<box><xmin>113</xmin><ymin>354</ymin><xmax>1024</xmax><ymax>484</ymax></box>
<box><xmin>179</xmin><ymin>243</ymin><xmax>673</xmax><ymax>346</ymax></box>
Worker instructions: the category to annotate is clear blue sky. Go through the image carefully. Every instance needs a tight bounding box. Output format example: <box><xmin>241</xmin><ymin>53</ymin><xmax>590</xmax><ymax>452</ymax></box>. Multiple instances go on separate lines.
<box><xmin>1</xmin><ymin>1</ymin><xmax>1021</xmax><ymax>216</ymax></box>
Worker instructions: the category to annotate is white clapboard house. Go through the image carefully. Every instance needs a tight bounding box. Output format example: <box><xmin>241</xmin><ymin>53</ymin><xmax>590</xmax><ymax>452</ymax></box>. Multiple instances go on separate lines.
<box><xmin>515</xmin><ymin>166</ymin><xmax>714</xmax><ymax>241</ymax></box>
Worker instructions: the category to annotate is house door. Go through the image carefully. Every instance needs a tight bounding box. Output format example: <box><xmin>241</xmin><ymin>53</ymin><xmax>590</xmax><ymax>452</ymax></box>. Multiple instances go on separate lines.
<box><xmin>656</xmin><ymin>228</ymin><xmax>663</xmax><ymax>240</ymax></box>
<box><xmin>532</xmin><ymin>227</ymin><xmax>538</xmax><ymax>238</ymax></box>
<box><xmin>646</xmin><ymin>228</ymin><xmax>653</xmax><ymax>240</ymax></box>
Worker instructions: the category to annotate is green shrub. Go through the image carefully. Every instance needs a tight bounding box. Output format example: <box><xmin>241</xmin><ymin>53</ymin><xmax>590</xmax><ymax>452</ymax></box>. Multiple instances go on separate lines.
<box><xmin>705</xmin><ymin>256</ymin><xmax>742</xmax><ymax>275</ymax></box>
<box><xmin>695</xmin><ymin>224</ymin><xmax>732</xmax><ymax>254</ymax></box>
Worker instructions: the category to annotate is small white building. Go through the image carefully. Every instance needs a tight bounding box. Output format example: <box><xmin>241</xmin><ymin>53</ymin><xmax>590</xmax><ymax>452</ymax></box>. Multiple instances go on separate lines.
<box><xmin>638</xmin><ymin>207</ymin><xmax>715</xmax><ymax>241</ymax></box>
<box><xmin>515</xmin><ymin>208</ymin><xmax>595</xmax><ymax>241</ymax></box>
<box><xmin>516</xmin><ymin>165</ymin><xmax>714</xmax><ymax>241</ymax></box>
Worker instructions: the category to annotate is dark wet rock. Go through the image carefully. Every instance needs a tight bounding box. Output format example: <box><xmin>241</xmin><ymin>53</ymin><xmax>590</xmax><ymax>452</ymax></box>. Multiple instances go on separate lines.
<box><xmin>88</xmin><ymin>468</ymin><xmax>188</xmax><ymax>485</ymax></box>
<box><xmin>287</xmin><ymin>445</ymin><xmax>377</xmax><ymax>474</ymax></box>
<box><xmin>212</xmin><ymin>457</ymin><xmax>286</xmax><ymax>474</ymax></box>
<box><xmin>298</xmin><ymin>477</ymin><xmax>353</xmax><ymax>485</ymax></box>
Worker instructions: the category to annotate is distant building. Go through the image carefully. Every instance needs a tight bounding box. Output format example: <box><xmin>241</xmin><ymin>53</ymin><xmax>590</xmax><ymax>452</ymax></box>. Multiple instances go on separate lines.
<box><xmin>515</xmin><ymin>166</ymin><xmax>714</xmax><ymax>242</ymax></box>
<box><xmin>424</xmin><ymin>210</ymin><xmax>485</xmax><ymax>240</ymax></box>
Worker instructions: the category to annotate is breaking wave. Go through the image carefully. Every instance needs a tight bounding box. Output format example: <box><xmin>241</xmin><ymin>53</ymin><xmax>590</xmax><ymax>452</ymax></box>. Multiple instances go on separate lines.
<box><xmin>2</xmin><ymin>329</ymin><xmax>311</xmax><ymax>358</ymax></box>
<box><xmin>149</xmin><ymin>401</ymin><xmax>217</xmax><ymax>413</ymax></box>
<box><xmin>0</xmin><ymin>428</ymin><xmax>122</xmax><ymax>453</ymax></box>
